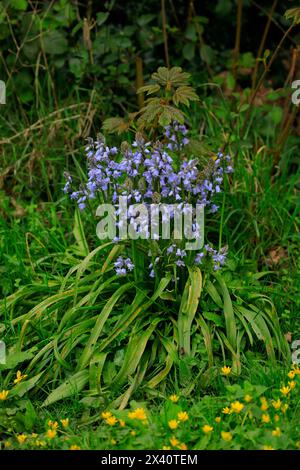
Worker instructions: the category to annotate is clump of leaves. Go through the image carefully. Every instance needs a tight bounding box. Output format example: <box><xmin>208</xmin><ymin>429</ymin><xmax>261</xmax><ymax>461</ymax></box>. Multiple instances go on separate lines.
<box><xmin>103</xmin><ymin>67</ymin><xmax>199</xmax><ymax>134</ymax></box>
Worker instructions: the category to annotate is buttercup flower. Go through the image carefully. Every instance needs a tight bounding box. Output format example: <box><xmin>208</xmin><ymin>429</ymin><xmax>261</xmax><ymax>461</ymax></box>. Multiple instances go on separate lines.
<box><xmin>288</xmin><ymin>380</ymin><xmax>296</xmax><ymax>390</ymax></box>
<box><xmin>272</xmin><ymin>427</ymin><xmax>281</xmax><ymax>437</ymax></box>
<box><xmin>17</xmin><ymin>434</ymin><xmax>27</xmax><ymax>444</ymax></box>
<box><xmin>170</xmin><ymin>437</ymin><xmax>179</xmax><ymax>447</ymax></box>
<box><xmin>0</xmin><ymin>390</ymin><xmax>9</xmax><ymax>401</ymax></box>
<box><xmin>60</xmin><ymin>418</ymin><xmax>69</xmax><ymax>428</ymax></box>
<box><xmin>230</xmin><ymin>401</ymin><xmax>244</xmax><ymax>413</ymax></box>
<box><xmin>178</xmin><ymin>443</ymin><xmax>188</xmax><ymax>450</ymax></box>
<box><xmin>177</xmin><ymin>411</ymin><xmax>189</xmax><ymax>422</ymax></box>
<box><xmin>14</xmin><ymin>370</ymin><xmax>28</xmax><ymax>384</ymax></box>
<box><xmin>202</xmin><ymin>424</ymin><xmax>213</xmax><ymax>434</ymax></box>
<box><xmin>119</xmin><ymin>419</ymin><xmax>126</xmax><ymax>427</ymax></box>
<box><xmin>288</xmin><ymin>370</ymin><xmax>296</xmax><ymax>379</ymax></box>
<box><xmin>46</xmin><ymin>429</ymin><xmax>57</xmax><ymax>439</ymax></box>
<box><xmin>261</xmin><ymin>414</ymin><xmax>271</xmax><ymax>424</ymax></box>
<box><xmin>128</xmin><ymin>408</ymin><xmax>147</xmax><ymax>421</ymax></box>
<box><xmin>70</xmin><ymin>445</ymin><xmax>81</xmax><ymax>450</ymax></box>
<box><xmin>47</xmin><ymin>420</ymin><xmax>58</xmax><ymax>430</ymax></box>
<box><xmin>222</xmin><ymin>406</ymin><xmax>232</xmax><ymax>414</ymax></box>
<box><xmin>221</xmin><ymin>366</ymin><xmax>231</xmax><ymax>376</ymax></box>
<box><xmin>280</xmin><ymin>385</ymin><xmax>290</xmax><ymax>396</ymax></box>
<box><xmin>101</xmin><ymin>411</ymin><xmax>112</xmax><ymax>419</ymax></box>
<box><xmin>169</xmin><ymin>394</ymin><xmax>179</xmax><ymax>403</ymax></box>
<box><xmin>215</xmin><ymin>416</ymin><xmax>221</xmax><ymax>423</ymax></box>
<box><xmin>244</xmin><ymin>395</ymin><xmax>252</xmax><ymax>403</ymax></box>
<box><xmin>272</xmin><ymin>399</ymin><xmax>281</xmax><ymax>410</ymax></box>
<box><xmin>221</xmin><ymin>431</ymin><xmax>232</xmax><ymax>442</ymax></box>
<box><xmin>168</xmin><ymin>420</ymin><xmax>179</xmax><ymax>430</ymax></box>
<box><xmin>105</xmin><ymin>416</ymin><xmax>118</xmax><ymax>426</ymax></box>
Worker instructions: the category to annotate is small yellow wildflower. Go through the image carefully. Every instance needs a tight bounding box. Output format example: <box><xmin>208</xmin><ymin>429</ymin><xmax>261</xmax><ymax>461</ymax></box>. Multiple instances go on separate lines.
<box><xmin>60</xmin><ymin>418</ymin><xmax>69</xmax><ymax>428</ymax></box>
<box><xmin>0</xmin><ymin>390</ymin><xmax>9</xmax><ymax>401</ymax></box>
<box><xmin>178</xmin><ymin>443</ymin><xmax>188</xmax><ymax>450</ymax></box>
<box><xmin>162</xmin><ymin>446</ymin><xmax>171</xmax><ymax>450</ymax></box>
<box><xmin>168</xmin><ymin>420</ymin><xmax>179</xmax><ymax>430</ymax></box>
<box><xmin>272</xmin><ymin>427</ymin><xmax>281</xmax><ymax>437</ymax></box>
<box><xmin>288</xmin><ymin>380</ymin><xmax>296</xmax><ymax>390</ymax></box>
<box><xmin>70</xmin><ymin>445</ymin><xmax>81</xmax><ymax>450</ymax></box>
<box><xmin>274</xmin><ymin>415</ymin><xmax>280</xmax><ymax>422</ymax></box>
<box><xmin>47</xmin><ymin>420</ymin><xmax>59</xmax><ymax>430</ymax></box>
<box><xmin>202</xmin><ymin>424</ymin><xmax>213</xmax><ymax>434</ymax></box>
<box><xmin>14</xmin><ymin>370</ymin><xmax>28</xmax><ymax>384</ymax></box>
<box><xmin>170</xmin><ymin>437</ymin><xmax>180</xmax><ymax>447</ymax></box>
<box><xmin>260</xmin><ymin>397</ymin><xmax>268</xmax><ymax>411</ymax></box>
<box><xmin>105</xmin><ymin>416</ymin><xmax>118</xmax><ymax>426</ymax></box>
<box><xmin>230</xmin><ymin>401</ymin><xmax>244</xmax><ymax>413</ymax></box>
<box><xmin>215</xmin><ymin>416</ymin><xmax>221</xmax><ymax>423</ymax></box>
<box><xmin>281</xmin><ymin>403</ymin><xmax>288</xmax><ymax>413</ymax></box>
<box><xmin>119</xmin><ymin>419</ymin><xmax>126</xmax><ymax>427</ymax></box>
<box><xmin>111</xmin><ymin>439</ymin><xmax>117</xmax><ymax>445</ymax></box>
<box><xmin>101</xmin><ymin>411</ymin><xmax>112</xmax><ymax>419</ymax></box>
<box><xmin>261</xmin><ymin>414</ymin><xmax>271</xmax><ymax>424</ymax></box>
<box><xmin>46</xmin><ymin>429</ymin><xmax>57</xmax><ymax>439</ymax></box>
<box><xmin>272</xmin><ymin>399</ymin><xmax>281</xmax><ymax>410</ymax></box>
<box><xmin>221</xmin><ymin>431</ymin><xmax>232</xmax><ymax>442</ymax></box>
<box><xmin>17</xmin><ymin>434</ymin><xmax>27</xmax><ymax>444</ymax></box>
<box><xmin>280</xmin><ymin>385</ymin><xmax>290</xmax><ymax>396</ymax></box>
<box><xmin>244</xmin><ymin>394</ymin><xmax>252</xmax><ymax>403</ymax></box>
<box><xmin>128</xmin><ymin>408</ymin><xmax>147</xmax><ymax>421</ymax></box>
<box><xmin>177</xmin><ymin>411</ymin><xmax>189</xmax><ymax>422</ymax></box>
<box><xmin>222</xmin><ymin>406</ymin><xmax>232</xmax><ymax>414</ymax></box>
<box><xmin>221</xmin><ymin>366</ymin><xmax>231</xmax><ymax>376</ymax></box>
<box><xmin>169</xmin><ymin>394</ymin><xmax>179</xmax><ymax>403</ymax></box>
<box><xmin>263</xmin><ymin>445</ymin><xmax>274</xmax><ymax>450</ymax></box>
<box><xmin>288</xmin><ymin>370</ymin><xmax>296</xmax><ymax>379</ymax></box>
<box><xmin>130</xmin><ymin>430</ymin><xmax>136</xmax><ymax>436</ymax></box>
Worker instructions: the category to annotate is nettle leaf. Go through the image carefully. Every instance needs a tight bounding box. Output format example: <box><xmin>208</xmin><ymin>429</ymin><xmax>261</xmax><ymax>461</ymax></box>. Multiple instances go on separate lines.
<box><xmin>285</xmin><ymin>7</ymin><xmax>300</xmax><ymax>25</ymax></box>
<box><xmin>137</xmin><ymin>84</ymin><xmax>160</xmax><ymax>95</ymax></box>
<box><xmin>172</xmin><ymin>86</ymin><xmax>199</xmax><ymax>106</ymax></box>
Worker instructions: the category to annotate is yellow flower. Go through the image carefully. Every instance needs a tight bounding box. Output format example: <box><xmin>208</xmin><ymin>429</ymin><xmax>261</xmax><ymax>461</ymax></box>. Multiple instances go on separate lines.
<box><xmin>215</xmin><ymin>416</ymin><xmax>221</xmax><ymax>423</ymax></box>
<box><xmin>260</xmin><ymin>397</ymin><xmax>268</xmax><ymax>411</ymax></box>
<box><xmin>274</xmin><ymin>415</ymin><xmax>280</xmax><ymax>422</ymax></box>
<box><xmin>130</xmin><ymin>430</ymin><xmax>136</xmax><ymax>436</ymax></box>
<box><xmin>111</xmin><ymin>439</ymin><xmax>117</xmax><ymax>445</ymax></box>
<box><xmin>281</xmin><ymin>403</ymin><xmax>288</xmax><ymax>413</ymax></box>
<box><xmin>101</xmin><ymin>411</ymin><xmax>112</xmax><ymax>419</ymax></box>
<box><xmin>202</xmin><ymin>424</ymin><xmax>213</xmax><ymax>434</ymax></box>
<box><xmin>230</xmin><ymin>401</ymin><xmax>244</xmax><ymax>413</ymax></box>
<box><xmin>272</xmin><ymin>399</ymin><xmax>281</xmax><ymax>410</ymax></box>
<box><xmin>46</xmin><ymin>429</ymin><xmax>57</xmax><ymax>439</ymax></box>
<box><xmin>70</xmin><ymin>445</ymin><xmax>81</xmax><ymax>450</ymax></box>
<box><xmin>221</xmin><ymin>366</ymin><xmax>231</xmax><ymax>376</ymax></box>
<box><xmin>4</xmin><ymin>441</ymin><xmax>11</xmax><ymax>448</ymax></box>
<box><xmin>222</xmin><ymin>406</ymin><xmax>232</xmax><ymax>414</ymax></box>
<box><xmin>280</xmin><ymin>385</ymin><xmax>290</xmax><ymax>396</ymax></box>
<box><xmin>119</xmin><ymin>419</ymin><xmax>126</xmax><ymax>427</ymax></box>
<box><xmin>47</xmin><ymin>420</ymin><xmax>59</xmax><ymax>430</ymax></box>
<box><xmin>31</xmin><ymin>433</ymin><xmax>38</xmax><ymax>438</ymax></box>
<box><xmin>35</xmin><ymin>440</ymin><xmax>46</xmax><ymax>447</ymax></box>
<box><xmin>60</xmin><ymin>418</ymin><xmax>69</xmax><ymax>428</ymax></box>
<box><xmin>177</xmin><ymin>411</ymin><xmax>189</xmax><ymax>422</ymax></box>
<box><xmin>272</xmin><ymin>427</ymin><xmax>281</xmax><ymax>437</ymax></box>
<box><xmin>169</xmin><ymin>394</ymin><xmax>179</xmax><ymax>403</ymax></box>
<box><xmin>128</xmin><ymin>408</ymin><xmax>147</xmax><ymax>421</ymax></box>
<box><xmin>162</xmin><ymin>446</ymin><xmax>171</xmax><ymax>450</ymax></box>
<box><xmin>221</xmin><ymin>431</ymin><xmax>232</xmax><ymax>442</ymax></box>
<box><xmin>168</xmin><ymin>420</ymin><xmax>179</xmax><ymax>430</ymax></box>
<box><xmin>0</xmin><ymin>390</ymin><xmax>9</xmax><ymax>401</ymax></box>
<box><xmin>105</xmin><ymin>416</ymin><xmax>118</xmax><ymax>426</ymax></box>
<box><xmin>288</xmin><ymin>370</ymin><xmax>296</xmax><ymax>379</ymax></box>
<box><xmin>263</xmin><ymin>445</ymin><xmax>274</xmax><ymax>450</ymax></box>
<box><xmin>261</xmin><ymin>414</ymin><xmax>271</xmax><ymax>424</ymax></box>
<box><xmin>244</xmin><ymin>394</ymin><xmax>252</xmax><ymax>403</ymax></box>
<box><xmin>14</xmin><ymin>370</ymin><xmax>28</xmax><ymax>384</ymax></box>
<box><xmin>288</xmin><ymin>380</ymin><xmax>296</xmax><ymax>390</ymax></box>
<box><xmin>170</xmin><ymin>437</ymin><xmax>180</xmax><ymax>447</ymax></box>
<box><xmin>17</xmin><ymin>434</ymin><xmax>27</xmax><ymax>444</ymax></box>
<box><xmin>179</xmin><ymin>443</ymin><xmax>188</xmax><ymax>450</ymax></box>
